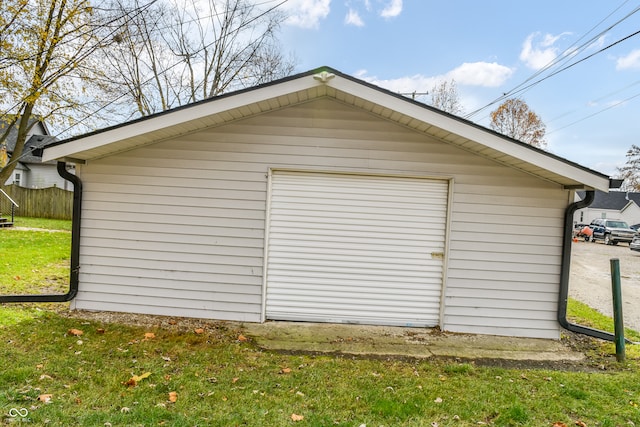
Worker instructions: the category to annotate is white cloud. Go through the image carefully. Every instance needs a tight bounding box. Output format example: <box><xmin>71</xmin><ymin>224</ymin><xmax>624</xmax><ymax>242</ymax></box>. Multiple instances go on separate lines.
<box><xmin>380</xmin><ymin>0</ymin><xmax>402</xmax><ymax>18</ymax></box>
<box><xmin>345</xmin><ymin>8</ymin><xmax>364</xmax><ymax>27</ymax></box>
<box><xmin>616</xmin><ymin>49</ymin><xmax>640</xmax><ymax>70</ymax></box>
<box><xmin>446</xmin><ymin>62</ymin><xmax>513</xmax><ymax>87</ymax></box>
<box><xmin>284</xmin><ymin>0</ymin><xmax>332</xmax><ymax>29</ymax></box>
<box><xmin>519</xmin><ymin>32</ymin><xmax>570</xmax><ymax>70</ymax></box>
<box><xmin>354</xmin><ymin>61</ymin><xmax>513</xmax><ymax>94</ymax></box>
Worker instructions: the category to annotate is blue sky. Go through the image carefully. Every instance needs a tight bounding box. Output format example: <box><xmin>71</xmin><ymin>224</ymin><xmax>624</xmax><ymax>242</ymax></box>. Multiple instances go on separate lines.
<box><xmin>277</xmin><ymin>0</ymin><xmax>640</xmax><ymax>177</ymax></box>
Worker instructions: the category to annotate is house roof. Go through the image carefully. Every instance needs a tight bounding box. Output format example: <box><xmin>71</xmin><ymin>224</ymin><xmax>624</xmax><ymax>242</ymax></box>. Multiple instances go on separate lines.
<box><xmin>1</xmin><ymin>116</ymin><xmax>50</xmax><ymax>152</ymax></box>
<box><xmin>577</xmin><ymin>190</ymin><xmax>640</xmax><ymax>210</ymax></box>
<box><xmin>43</xmin><ymin>66</ymin><xmax>611</xmax><ymax>191</ymax></box>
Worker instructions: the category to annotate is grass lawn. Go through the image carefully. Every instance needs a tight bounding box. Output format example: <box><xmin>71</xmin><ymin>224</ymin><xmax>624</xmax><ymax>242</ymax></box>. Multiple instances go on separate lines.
<box><xmin>2</xmin><ymin>220</ymin><xmax>640</xmax><ymax>426</ymax></box>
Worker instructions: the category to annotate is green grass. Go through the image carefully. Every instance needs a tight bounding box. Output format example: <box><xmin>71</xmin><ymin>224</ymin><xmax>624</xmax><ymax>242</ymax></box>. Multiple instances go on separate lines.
<box><xmin>12</xmin><ymin>216</ymin><xmax>72</xmax><ymax>231</ymax></box>
<box><xmin>0</xmin><ymin>219</ymin><xmax>71</xmax><ymax>295</ymax></box>
<box><xmin>2</xmin><ymin>223</ymin><xmax>640</xmax><ymax>426</ymax></box>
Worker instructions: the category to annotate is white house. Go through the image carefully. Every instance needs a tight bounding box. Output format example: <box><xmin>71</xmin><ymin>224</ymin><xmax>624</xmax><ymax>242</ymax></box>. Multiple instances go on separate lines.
<box><xmin>2</xmin><ymin>118</ymin><xmax>72</xmax><ymax>189</ymax></box>
<box><xmin>574</xmin><ymin>190</ymin><xmax>640</xmax><ymax>227</ymax></box>
<box><xmin>42</xmin><ymin>67</ymin><xmax>611</xmax><ymax>340</ymax></box>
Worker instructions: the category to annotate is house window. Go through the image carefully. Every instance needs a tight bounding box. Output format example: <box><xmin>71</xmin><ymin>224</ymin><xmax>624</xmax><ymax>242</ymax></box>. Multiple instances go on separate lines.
<box><xmin>13</xmin><ymin>173</ymin><xmax>20</xmax><ymax>186</ymax></box>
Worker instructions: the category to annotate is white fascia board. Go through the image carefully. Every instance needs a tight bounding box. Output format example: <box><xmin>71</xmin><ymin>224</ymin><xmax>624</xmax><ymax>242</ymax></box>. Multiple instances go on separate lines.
<box><xmin>326</xmin><ymin>76</ymin><xmax>611</xmax><ymax>191</ymax></box>
<box><xmin>43</xmin><ymin>76</ymin><xmax>321</xmax><ymax>162</ymax></box>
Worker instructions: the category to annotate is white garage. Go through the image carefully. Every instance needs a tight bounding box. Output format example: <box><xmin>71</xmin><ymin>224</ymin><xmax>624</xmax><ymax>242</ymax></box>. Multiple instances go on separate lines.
<box><xmin>41</xmin><ymin>66</ymin><xmax>612</xmax><ymax>339</ymax></box>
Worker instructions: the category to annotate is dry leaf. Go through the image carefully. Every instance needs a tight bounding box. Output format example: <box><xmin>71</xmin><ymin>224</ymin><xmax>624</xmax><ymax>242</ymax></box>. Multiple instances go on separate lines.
<box><xmin>13</xmin><ymin>275</ymin><xmax>20</xmax><ymax>280</ymax></box>
<box><xmin>68</xmin><ymin>329</ymin><xmax>83</xmax><ymax>336</ymax></box>
<box><xmin>124</xmin><ymin>372</ymin><xmax>152</xmax><ymax>387</ymax></box>
<box><xmin>168</xmin><ymin>391</ymin><xmax>178</xmax><ymax>403</ymax></box>
<box><xmin>552</xmin><ymin>423</ymin><xmax>567</xmax><ymax>427</ymax></box>
<box><xmin>280</xmin><ymin>367</ymin><xmax>292</xmax><ymax>374</ymax></box>
<box><xmin>232</xmin><ymin>377</ymin><xmax>239</xmax><ymax>383</ymax></box>
<box><xmin>144</xmin><ymin>332</ymin><xmax>156</xmax><ymax>340</ymax></box>
<box><xmin>36</xmin><ymin>364</ymin><xmax>44</xmax><ymax>369</ymax></box>
<box><xmin>434</xmin><ymin>397</ymin><xmax>443</xmax><ymax>403</ymax></box>
<box><xmin>168</xmin><ymin>319</ymin><xmax>177</xmax><ymax>325</ymax></box>
<box><xmin>96</xmin><ymin>328</ymin><xmax>105</xmax><ymax>334</ymax></box>
<box><xmin>38</xmin><ymin>394</ymin><xmax>53</xmax><ymax>403</ymax></box>
<box><xmin>237</xmin><ymin>334</ymin><xmax>248</xmax><ymax>342</ymax></box>
<box><xmin>40</xmin><ymin>374</ymin><xmax>53</xmax><ymax>380</ymax></box>
<box><xmin>291</xmin><ymin>413</ymin><xmax>304</xmax><ymax>422</ymax></box>
<box><xmin>194</xmin><ymin>328</ymin><xmax>205</xmax><ymax>334</ymax></box>
<box><xmin>575</xmin><ymin>422</ymin><xmax>587</xmax><ymax>427</ymax></box>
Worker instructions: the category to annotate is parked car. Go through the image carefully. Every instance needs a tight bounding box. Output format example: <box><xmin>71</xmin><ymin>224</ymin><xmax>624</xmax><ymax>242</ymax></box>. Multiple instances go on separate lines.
<box><xmin>630</xmin><ymin>223</ymin><xmax>640</xmax><ymax>232</ymax></box>
<box><xmin>589</xmin><ymin>218</ymin><xmax>636</xmax><ymax>245</ymax></box>
<box><xmin>631</xmin><ymin>234</ymin><xmax>640</xmax><ymax>251</ymax></box>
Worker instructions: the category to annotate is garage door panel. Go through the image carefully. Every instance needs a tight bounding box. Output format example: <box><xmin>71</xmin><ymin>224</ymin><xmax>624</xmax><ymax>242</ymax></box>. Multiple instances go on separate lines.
<box><xmin>266</xmin><ymin>171</ymin><xmax>448</xmax><ymax>327</ymax></box>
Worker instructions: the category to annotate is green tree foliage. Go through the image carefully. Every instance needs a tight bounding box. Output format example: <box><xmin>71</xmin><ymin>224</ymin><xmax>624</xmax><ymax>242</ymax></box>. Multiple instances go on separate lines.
<box><xmin>489</xmin><ymin>98</ymin><xmax>546</xmax><ymax>149</ymax></box>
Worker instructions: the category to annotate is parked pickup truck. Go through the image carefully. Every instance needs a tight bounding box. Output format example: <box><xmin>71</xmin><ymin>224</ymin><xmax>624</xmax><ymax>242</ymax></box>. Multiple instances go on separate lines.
<box><xmin>589</xmin><ymin>218</ymin><xmax>636</xmax><ymax>245</ymax></box>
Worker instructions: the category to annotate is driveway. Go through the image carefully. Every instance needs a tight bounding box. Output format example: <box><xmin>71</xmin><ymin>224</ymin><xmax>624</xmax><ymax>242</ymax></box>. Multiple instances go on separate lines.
<box><xmin>569</xmin><ymin>239</ymin><xmax>640</xmax><ymax>331</ymax></box>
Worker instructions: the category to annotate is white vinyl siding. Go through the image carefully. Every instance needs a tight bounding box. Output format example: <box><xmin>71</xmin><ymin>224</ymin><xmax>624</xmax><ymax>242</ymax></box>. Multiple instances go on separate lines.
<box><xmin>74</xmin><ymin>98</ymin><xmax>565</xmax><ymax>338</ymax></box>
<box><xmin>265</xmin><ymin>171</ymin><xmax>448</xmax><ymax>327</ymax></box>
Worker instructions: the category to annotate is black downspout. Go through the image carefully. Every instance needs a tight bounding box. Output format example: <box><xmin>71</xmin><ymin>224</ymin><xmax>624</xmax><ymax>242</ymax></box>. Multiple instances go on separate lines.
<box><xmin>0</xmin><ymin>161</ymin><xmax>81</xmax><ymax>303</ymax></box>
<box><xmin>558</xmin><ymin>190</ymin><xmax>618</xmax><ymax>341</ymax></box>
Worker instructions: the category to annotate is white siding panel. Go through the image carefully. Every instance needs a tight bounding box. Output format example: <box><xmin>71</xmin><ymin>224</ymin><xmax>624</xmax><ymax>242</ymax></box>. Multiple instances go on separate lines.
<box><xmin>74</xmin><ymin>98</ymin><xmax>566</xmax><ymax>338</ymax></box>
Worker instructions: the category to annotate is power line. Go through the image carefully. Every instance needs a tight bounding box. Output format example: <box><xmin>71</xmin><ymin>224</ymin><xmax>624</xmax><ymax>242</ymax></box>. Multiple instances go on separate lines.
<box><xmin>465</xmin><ymin>2</ymin><xmax>640</xmax><ymax>119</ymax></box>
<box><xmin>2</xmin><ymin>0</ymin><xmax>290</xmax><ymax>170</ymax></box>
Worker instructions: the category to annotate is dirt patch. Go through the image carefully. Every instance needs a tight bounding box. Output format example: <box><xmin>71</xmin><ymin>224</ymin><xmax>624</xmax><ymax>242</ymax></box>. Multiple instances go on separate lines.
<box><xmin>569</xmin><ymin>240</ymin><xmax>640</xmax><ymax>331</ymax></box>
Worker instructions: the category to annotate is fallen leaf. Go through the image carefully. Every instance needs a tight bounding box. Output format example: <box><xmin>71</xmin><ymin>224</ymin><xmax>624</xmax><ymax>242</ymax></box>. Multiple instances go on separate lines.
<box><xmin>36</xmin><ymin>364</ymin><xmax>44</xmax><ymax>369</ymax></box>
<box><xmin>280</xmin><ymin>367</ymin><xmax>292</xmax><ymax>374</ymax></box>
<box><xmin>168</xmin><ymin>391</ymin><xmax>178</xmax><ymax>403</ymax></box>
<box><xmin>39</xmin><ymin>374</ymin><xmax>53</xmax><ymax>380</ymax></box>
<box><xmin>68</xmin><ymin>329</ymin><xmax>83</xmax><ymax>336</ymax></box>
<box><xmin>194</xmin><ymin>328</ymin><xmax>205</xmax><ymax>334</ymax></box>
<box><xmin>144</xmin><ymin>332</ymin><xmax>156</xmax><ymax>340</ymax></box>
<box><xmin>14</xmin><ymin>275</ymin><xmax>20</xmax><ymax>280</ymax></box>
<box><xmin>552</xmin><ymin>423</ymin><xmax>567</xmax><ymax>427</ymax></box>
<box><xmin>237</xmin><ymin>334</ymin><xmax>248</xmax><ymax>342</ymax></box>
<box><xmin>575</xmin><ymin>422</ymin><xmax>587</xmax><ymax>427</ymax></box>
<box><xmin>168</xmin><ymin>320</ymin><xmax>177</xmax><ymax>325</ymax></box>
<box><xmin>124</xmin><ymin>372</ymin><xmax>152</xmax><ymax>387</ymax></box>
<box><xmin>120</xmin><ymin>407</ymin><xmax>130</xmax><ymax>413</ymax></box>
<box><xmin>232</xmin><ymin>377</ymin><xmax>239</xmax><ymax>383</ymax></box>
<box><xmin>291</xmin><ymin>413</ymin><xmax>304</xmax><ymax>421</ymax></box>
<box><xmin>434</xmin><ymin>397</ymin><xmax>443</xmax><ymax>403</ymax></box>
<box><xmin>96</xmin><ymin>328</ymin><xmax>105</xmax><ymax>334</ymax></box>
<box><xmin>38</xmin><ymin>394</ymin><xmax>53</xmax><ymax>403</ymax></box>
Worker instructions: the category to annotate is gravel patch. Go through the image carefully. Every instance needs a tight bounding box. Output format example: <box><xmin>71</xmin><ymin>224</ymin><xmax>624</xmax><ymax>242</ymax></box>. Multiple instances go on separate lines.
<box><xmin>569</xmin><ymin>239</ymin><xmax>640</xmax><ymax>331</ymax></box>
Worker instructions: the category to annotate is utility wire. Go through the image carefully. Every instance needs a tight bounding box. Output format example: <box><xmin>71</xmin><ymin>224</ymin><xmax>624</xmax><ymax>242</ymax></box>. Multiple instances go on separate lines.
<box><xmin>465</xmin><ymin>2</ymin><xmax>640</xmax><ymax>119</ymax></box>
<box><xmin>2</xmin><ymin>0</ymin><xmax>289</xmax><ymax>170</ymax></box>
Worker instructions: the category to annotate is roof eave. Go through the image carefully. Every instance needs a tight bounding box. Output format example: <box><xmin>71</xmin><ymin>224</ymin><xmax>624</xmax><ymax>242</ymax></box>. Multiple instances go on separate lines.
<box><xmin>43</xmin><ymin>66</ymin><xmax>611</xmax><ymax>191</ymax></box>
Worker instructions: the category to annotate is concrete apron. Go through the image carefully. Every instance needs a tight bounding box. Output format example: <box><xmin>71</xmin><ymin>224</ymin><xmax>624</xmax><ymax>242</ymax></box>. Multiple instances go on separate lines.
<box><xmin>242</xmin><ymin>322</ymin><xmax>585</xmax><ymax>363</ymax></box>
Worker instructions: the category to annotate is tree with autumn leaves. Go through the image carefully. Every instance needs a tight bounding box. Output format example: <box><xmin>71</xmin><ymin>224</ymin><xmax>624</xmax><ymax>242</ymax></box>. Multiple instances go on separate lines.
<box><xmin>489</xmin><ymin>98</ymin><xmax>547</xmax><ymax>149</ymax></box>
<box><xmin>0</xmin><ymin>0</ymin><xmax>106</xmax><ymax>186</ymax></box>
<box><xmin>0</xmin><ymin>0</ymin><xmax>294</xmax><ymax>187</ymax></box>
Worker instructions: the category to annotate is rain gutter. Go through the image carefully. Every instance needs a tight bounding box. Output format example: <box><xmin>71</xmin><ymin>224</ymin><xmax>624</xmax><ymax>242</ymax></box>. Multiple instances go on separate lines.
<box><xmin>0</xmin><ymin>161</ymin><xmax>81</xmax><ymax>303</ymax></box>
<box><xmin>558</xmin><ymin>189</ymin><xmax>627</xmax><ymax>342</ymax></box>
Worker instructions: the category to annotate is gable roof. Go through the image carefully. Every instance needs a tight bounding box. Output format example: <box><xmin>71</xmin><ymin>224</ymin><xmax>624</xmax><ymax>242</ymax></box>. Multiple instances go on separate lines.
<box><xmin>43</xmin><ymin>66</ymin><xmax>611</xmax><ymax>191</ymax></box>
<box><xmin>1</xmin><ymin>116</ymin><xmax>50</xmax><ymax>152</ymax></box>
<box><xmin>577</xmin><ymin>190</ymin><xmax>640</xmax><ymax>210</ymax></box>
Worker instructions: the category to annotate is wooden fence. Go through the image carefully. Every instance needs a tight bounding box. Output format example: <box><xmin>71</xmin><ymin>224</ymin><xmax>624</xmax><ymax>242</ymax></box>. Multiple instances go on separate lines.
<box><xmin>1</xmin><ymin>184</ymin><xmax>73</xmax><ymax>220</ymax></box>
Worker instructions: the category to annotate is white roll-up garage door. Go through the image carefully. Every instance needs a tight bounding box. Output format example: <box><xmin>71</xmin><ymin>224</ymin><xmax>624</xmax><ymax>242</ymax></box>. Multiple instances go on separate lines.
<box><xmin>265</xmin><ymin>171</ymin><xmax>449</xmax><ymax>327</ymax></box>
